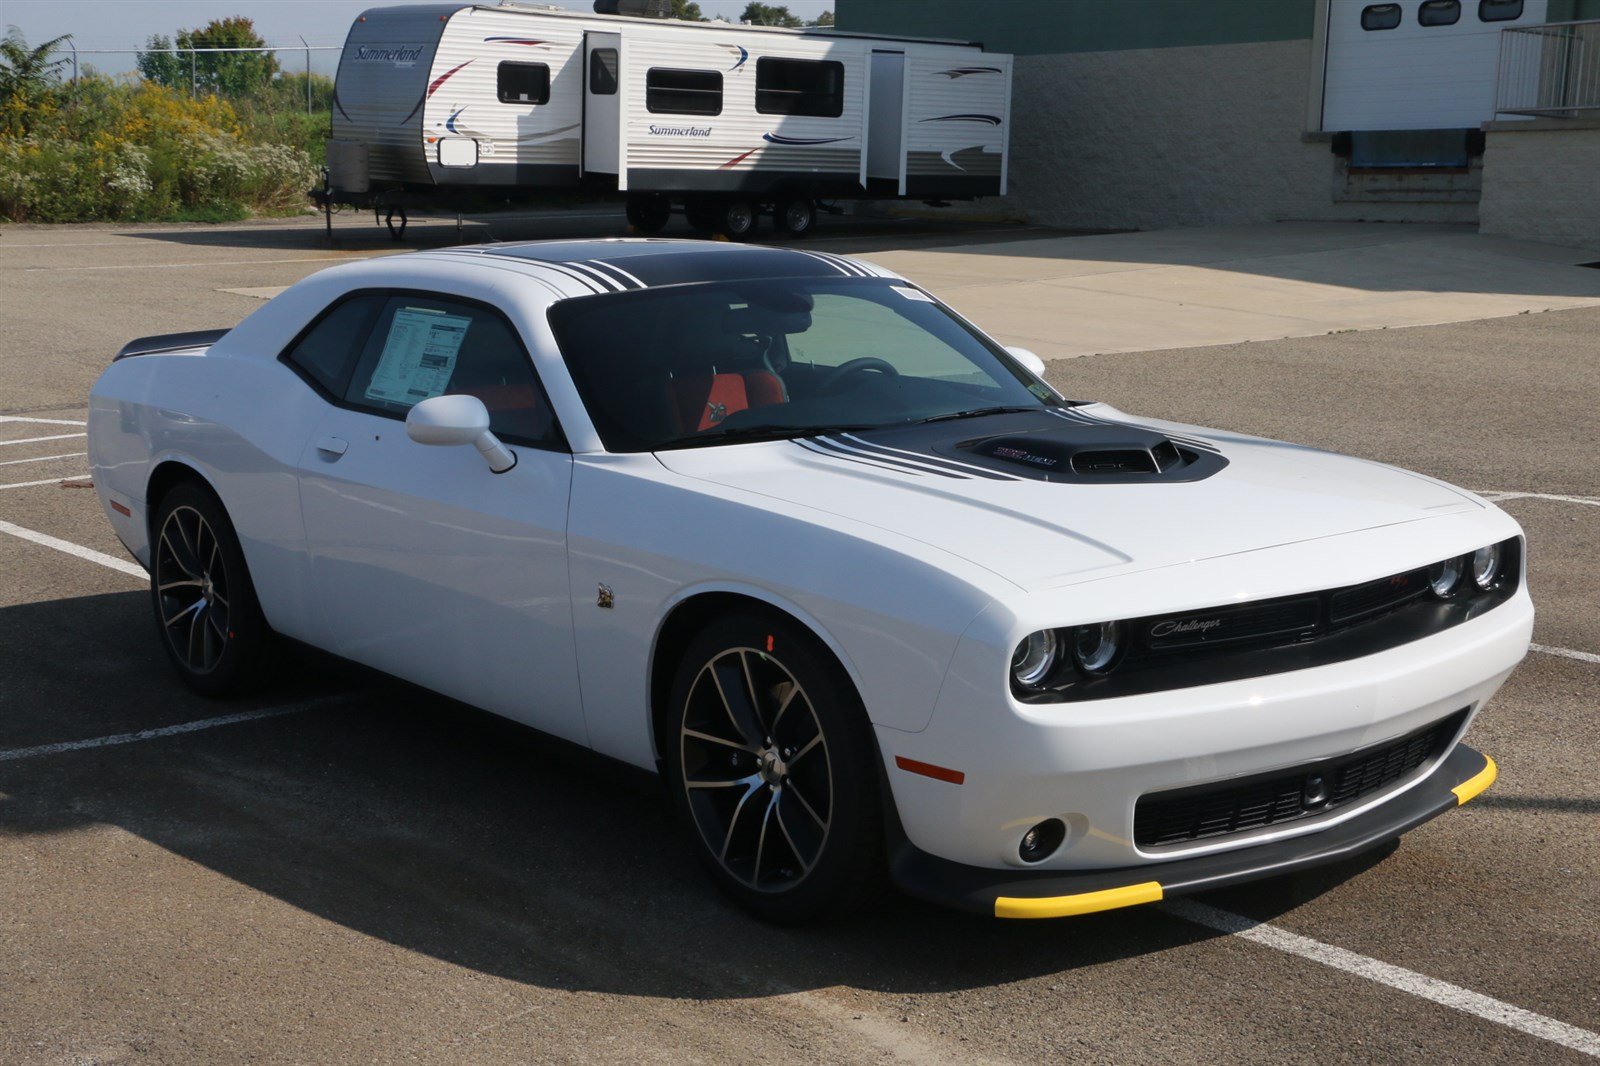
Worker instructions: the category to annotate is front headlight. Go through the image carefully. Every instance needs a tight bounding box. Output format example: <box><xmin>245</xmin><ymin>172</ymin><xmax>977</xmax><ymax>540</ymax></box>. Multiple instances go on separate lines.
<box><xmin>1072</xmin><ymin>621</ymin><xmax>1123</xmax><ymax>674</ymax></box>
<box><xmin>1428</xmin><ymin>556</ymin><xmax>1464</xmax><ymax>598</ymax></box>
<box><xmin>1472</xmin><ymin>542</ymin><xmax>1505</xmax><ymax>590</ymax></box>
<box><xmin>1011</xmin><ymin>629</ymin><xmax>1059</xmax><ymax>688</ymax></box>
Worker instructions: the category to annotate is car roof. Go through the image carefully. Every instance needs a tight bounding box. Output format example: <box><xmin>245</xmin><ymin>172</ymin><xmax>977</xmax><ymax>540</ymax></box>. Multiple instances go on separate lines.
<box><xmin>410</xmin><ymin>238</ymin><xmax>892</xmax><ymax>298</ymax></box>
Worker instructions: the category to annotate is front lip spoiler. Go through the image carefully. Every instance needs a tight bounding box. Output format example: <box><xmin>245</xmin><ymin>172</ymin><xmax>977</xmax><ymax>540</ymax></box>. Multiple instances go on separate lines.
<box><xmin>887</xmin><ymin>744</ymin><xmax>1497</xmax><ymax>919</ymax></box>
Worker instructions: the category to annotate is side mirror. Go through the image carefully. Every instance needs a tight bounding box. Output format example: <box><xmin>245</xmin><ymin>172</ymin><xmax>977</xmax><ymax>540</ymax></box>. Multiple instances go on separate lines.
<box><xmin>405</xmin><ymin>394</ymin><xmax>517</xmax><ymax>473</ymax></box>
<box><xmin>1005</xmin><ymin>346</ymin><xmax>1048</xmax><ymax>378</ymax></box>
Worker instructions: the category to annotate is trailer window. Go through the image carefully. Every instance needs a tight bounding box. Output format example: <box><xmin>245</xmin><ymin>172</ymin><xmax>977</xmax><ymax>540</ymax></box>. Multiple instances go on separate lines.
<box><xmin>498</xmin><ymin>62</ymin><xmax>550</xmax><ymax>105</ymax></box>
<box><xmin>1478</xmin><ymin>0</ymin><xmax>1522</xmax><ymax>20</ymax></box>
<box><xmin>1360</xmin><ymin>4</ymin><xmax>1401</xmax><ymax>29</ymax></box>
<box><xmin>755</xmin><ymin>57</ymin><xmax>844</xmax><ymax>118</ymax></box>
<box><xmin>1418</xmin><ymin>0</ymin><xmax>1461</xmax><ymax>25</ymax></box>
<box><xmin>590</xmin><ymin>48</ymin><xmax>618</xmax><ymax>95</ymax></box>
<box><xmin>646</xmin><ymin>68</ymin><xmax>722</xmax><ymax>115</ymax></box>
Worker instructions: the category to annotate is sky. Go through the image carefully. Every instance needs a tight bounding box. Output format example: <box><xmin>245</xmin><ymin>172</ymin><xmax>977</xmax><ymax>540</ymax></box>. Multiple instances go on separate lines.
<box><xmin>3</xmin><ymin>0</ymin><xmax>837</xmax><ymax>76</ymax></box>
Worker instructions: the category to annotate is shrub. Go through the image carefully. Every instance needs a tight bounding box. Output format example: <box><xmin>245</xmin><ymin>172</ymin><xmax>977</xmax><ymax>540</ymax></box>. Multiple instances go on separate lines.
<box><xmin>0</xmin><ymin>74</ymin><xmax>318</xmax><ymax>222</ymax></box>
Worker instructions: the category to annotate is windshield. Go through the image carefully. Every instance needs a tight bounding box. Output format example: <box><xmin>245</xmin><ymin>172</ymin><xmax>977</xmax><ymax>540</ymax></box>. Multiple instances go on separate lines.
<box><xmin>547</xmin><ymin>277</ymin><xmax>1061</xmax><ymax>452</ymax></box>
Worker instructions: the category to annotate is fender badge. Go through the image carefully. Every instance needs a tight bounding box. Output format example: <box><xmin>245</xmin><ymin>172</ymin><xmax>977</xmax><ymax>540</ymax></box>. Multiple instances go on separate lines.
<box><xmin>596</xmin><ymin>583</ymin><xmax>614</xmax><ymax>609</ymax></box>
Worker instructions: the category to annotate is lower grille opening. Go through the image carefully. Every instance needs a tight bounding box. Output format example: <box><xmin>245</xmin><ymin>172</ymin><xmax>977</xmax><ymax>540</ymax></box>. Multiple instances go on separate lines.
<box><xmin>1133</xmin><ymin>709</ymin><xmax>1468</xmax><ymax>848</ymax></box>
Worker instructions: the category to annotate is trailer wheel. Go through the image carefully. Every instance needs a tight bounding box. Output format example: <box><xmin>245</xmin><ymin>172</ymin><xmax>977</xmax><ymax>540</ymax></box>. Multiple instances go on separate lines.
<box><xmin>684</xmin><ymin>198</ymin><xmax>720</xmax><ymax>233</ymax></box>
<box><xmin>717</xmin><ymin>198</ymin><xmax>757</xmax><ymax>241</ymax></box>
<box><xmin>626</xmin><ymin>192</ymin><xmax>672</xmax><ymax>234</ymax></box>
<box><xmin>776</xmin><ymin>197</ymin><xmax>815</xmax><ymax>238</ymax></box>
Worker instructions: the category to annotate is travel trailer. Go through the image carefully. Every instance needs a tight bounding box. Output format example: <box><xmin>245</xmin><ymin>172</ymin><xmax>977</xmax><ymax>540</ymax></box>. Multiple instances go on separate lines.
<box><xmin>322</xmin><ymin>1</ymin><xmax>1013</xmax><ymax>238</ymax></box>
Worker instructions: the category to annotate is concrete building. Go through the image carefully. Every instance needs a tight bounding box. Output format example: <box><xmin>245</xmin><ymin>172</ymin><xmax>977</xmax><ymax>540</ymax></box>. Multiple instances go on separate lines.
<box><xmin>836</xmin><ymin>0</ymin><xmax>1600</xmax><ymax>249</ymax></box>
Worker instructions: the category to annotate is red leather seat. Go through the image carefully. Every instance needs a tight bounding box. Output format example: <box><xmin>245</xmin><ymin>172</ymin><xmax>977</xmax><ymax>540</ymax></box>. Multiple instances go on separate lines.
<box><xmin>670</xmin><ymin>370</ymin><xmax>787</xmax><ymax>434</ymax></box>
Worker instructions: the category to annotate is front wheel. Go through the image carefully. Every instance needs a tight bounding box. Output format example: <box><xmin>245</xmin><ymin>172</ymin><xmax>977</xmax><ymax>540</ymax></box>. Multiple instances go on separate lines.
<box><xmin>664</xmin><ymin>613</ymin><xmax>886</xmax><ymax>924</ymax></box>
<box><xmin>716</xmin><ymin>198</ymin><xmax>758</xmax><ymax>241</ymax></box>
<box><xmin>149</xmin><ymin>481</ymin><xmax>271</xmax><ymax>697</ymax></box>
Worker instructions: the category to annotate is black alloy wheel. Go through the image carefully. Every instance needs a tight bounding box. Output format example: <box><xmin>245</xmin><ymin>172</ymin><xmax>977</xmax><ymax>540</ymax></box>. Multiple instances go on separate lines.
<box><xmin>150</xmin><ymin>481</ymin><xmax>270</xmax><ymax>696</ymax></box>
<box><xmin>665</xmin><ymin>612</ymin><xmax>886</xmax><ymax>924</ymax></box>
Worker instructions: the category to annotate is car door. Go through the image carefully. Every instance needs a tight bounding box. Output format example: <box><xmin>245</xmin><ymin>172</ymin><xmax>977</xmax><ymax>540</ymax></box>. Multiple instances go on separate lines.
<box><xmin>292</xmin><ymin>290</ymin><xmax>585</xmax><ymax>746</ymax></box>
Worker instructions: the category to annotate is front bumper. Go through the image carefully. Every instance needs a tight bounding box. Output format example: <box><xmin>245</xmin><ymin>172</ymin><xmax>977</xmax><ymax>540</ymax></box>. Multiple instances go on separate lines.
<box><xmin>890</xmin><ymin>743</ymin><xmax>1496</xmax><ymax>918</ymax></box>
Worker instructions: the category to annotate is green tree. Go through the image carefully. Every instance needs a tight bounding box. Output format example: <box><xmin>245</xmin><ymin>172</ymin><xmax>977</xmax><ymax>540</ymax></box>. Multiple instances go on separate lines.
<box><xmin>741</xmin><ymin>3</ymin><xmax>804</xmax><ymax>27</ymax></box>
<box><xmin>0</xmin><ymin>26</ymin><xmax>72</xmax><ymax>101</ymax></box>
<box><xmin>809</xmin><ymin>10</ymin><xmax>835</xmax><ymax>26</ymax></box>
<box><xmin>136</xmin><ymin>33</ymin><xmax>184</xmax><ymax>90</ymax></box>
<box><xmin>670</xmin><ymin>0</ymin><xmax>709</xmax><ymax>20</ymax></box>
<box><xmin>139</xmin><ymin>16</ymin><xmax>279</xmax><ymax>97</ymax></box>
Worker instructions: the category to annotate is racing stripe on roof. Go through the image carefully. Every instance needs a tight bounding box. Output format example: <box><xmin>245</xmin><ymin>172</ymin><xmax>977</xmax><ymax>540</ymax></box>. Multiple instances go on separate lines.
<box><xmin>580</xmin><ymin>259</ymin><xmax>647</xmax><ymax>290</ymax></box>
<box><xmin>562</xmin><ymin>260</ymin><xmax>629</xmax><ymax>291</ymax></box>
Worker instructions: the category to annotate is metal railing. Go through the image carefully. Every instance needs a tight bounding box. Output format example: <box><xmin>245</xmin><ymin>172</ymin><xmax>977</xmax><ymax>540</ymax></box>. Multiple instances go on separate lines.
<box><xmin>1495</xmin><ymin>19</ymin><xmax>1600</xmax><ymax>118</ymax></box>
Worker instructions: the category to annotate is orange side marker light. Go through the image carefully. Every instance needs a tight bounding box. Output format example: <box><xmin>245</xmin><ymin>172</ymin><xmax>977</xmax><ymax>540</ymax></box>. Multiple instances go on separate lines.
<box><xmin>895</xmin><ymin>756</ymin><xmax>965</xmax><ymax>785</ymax></box>
<box><xmin>110</xmin><ymin>501</ymin><xmax>131</xmax><ymax>517</ymax></box>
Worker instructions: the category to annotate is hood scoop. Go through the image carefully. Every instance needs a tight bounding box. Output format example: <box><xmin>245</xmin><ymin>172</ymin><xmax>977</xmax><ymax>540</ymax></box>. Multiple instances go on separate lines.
<box><xmin>948</xmin><ymin>424</ymin><xmax>1227</xmax><ymax>484</ymax></box>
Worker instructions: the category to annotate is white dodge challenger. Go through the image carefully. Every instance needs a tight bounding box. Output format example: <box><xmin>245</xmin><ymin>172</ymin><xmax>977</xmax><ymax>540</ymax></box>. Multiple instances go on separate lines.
<box><xmin>88</xmin><ymin>239</ymin><xmax>1530</xmax><ymax>923</ymax></box>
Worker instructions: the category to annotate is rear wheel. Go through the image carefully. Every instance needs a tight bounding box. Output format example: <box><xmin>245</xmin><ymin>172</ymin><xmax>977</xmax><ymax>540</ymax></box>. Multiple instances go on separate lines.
<box><xmin>149</xmin><ymin>481</ymin><xmax>270</xmax><ymax>697</ymax></box>
<box><xmin>664</xmin><ymin>612</ymin><xmax>886</xmax><ymax>924</ymax></box>
<box><xmin>775</xmin><ymin>196</ymin><xmax>816</xmax><ymax>238</ymax></box>
<box><xmin>625</xmin><ymin>192</ymin><xmax>671</xmax><ymax>234</ymax></box>
<box><xmin>684</xmin><ymin>198</ymin><xmax>721</xmax><ymax>233</ymax></box>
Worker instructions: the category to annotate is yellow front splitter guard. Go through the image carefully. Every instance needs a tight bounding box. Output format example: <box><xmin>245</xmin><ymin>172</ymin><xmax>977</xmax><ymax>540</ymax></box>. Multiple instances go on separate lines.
<box><xmin>993</xmin><ymin>752</ymin><xmax>1498</xmax><ymax>920</ymax></box>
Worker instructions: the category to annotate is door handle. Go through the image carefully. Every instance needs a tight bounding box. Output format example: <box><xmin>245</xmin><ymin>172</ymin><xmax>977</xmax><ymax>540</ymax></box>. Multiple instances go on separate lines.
<box><xmin>315</xmin><ymin>436</ymin><xmax>349</xmax><ymax>459</ymax></box>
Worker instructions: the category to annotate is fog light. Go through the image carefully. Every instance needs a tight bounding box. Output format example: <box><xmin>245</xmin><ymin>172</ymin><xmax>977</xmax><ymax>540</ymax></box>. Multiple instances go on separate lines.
<box><xmin>1018</xmin><ymin>818</ymin><xmax>1067</xmax><ymax>863</ymax></box>
<box><xmin>1472</xmin><ymin>543</ymin><xmax>1504</xmax><ymax>590</ymax></box>
<box><xmin>1428</xmin><ymin>556</ymin><xmax>1463</xmax><ymax>598</ymax></box>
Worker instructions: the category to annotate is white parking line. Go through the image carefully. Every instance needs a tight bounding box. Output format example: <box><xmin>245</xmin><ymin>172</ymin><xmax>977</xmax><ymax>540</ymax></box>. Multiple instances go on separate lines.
<box><xmin>0</xmin><ymin>416</ymin><xmax>88</xmax><ymax>426</ymax></box>
<box><xmin>0</xmin><ymin>433</ymin><xmax>86</xmax><ymax>447</ymax></box>
<box><xmin>1531</xmin><ymin>642</ymin><xmax>1600</xmax><ymax>665</ymax></box>
<box><xmin>1164</xmin><ymin>899</ymin><xmax>1600</xmax><ymax>1058</ymax></box>
<box><xmin>0</xmin><ymin>517</ymin><xmax>145</xmax><ymax>577</ymax></box>
<box><xmin>0</xmin><ymin>700</ymin><xmax>337</xmax><ymax>763</ymax></box>
<box><xmin>0</xmin><ymin>451</ymin><xmax>87</xmax><ymax>467</ymax></box>
<box><xmin>1478</xmin><ymin>490</ymin><xmax>1600</xmax><ymax>508</ymax></box>
<box><xmin>0</xmin><ymin>476</ymin><xmax>88</xmax><ymax>491</ymax></box>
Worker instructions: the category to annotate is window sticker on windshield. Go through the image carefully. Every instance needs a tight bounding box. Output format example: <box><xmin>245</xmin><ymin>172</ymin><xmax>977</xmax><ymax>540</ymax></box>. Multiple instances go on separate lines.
<box><xmin>891</xmin><ymin>285</ymin><xmax>934</xmax><ymax>302</ymax></box>
<box><xmin>364</xmin><ymin>307</ymin><xmax>472</xmax><ymax>406</ymax></box>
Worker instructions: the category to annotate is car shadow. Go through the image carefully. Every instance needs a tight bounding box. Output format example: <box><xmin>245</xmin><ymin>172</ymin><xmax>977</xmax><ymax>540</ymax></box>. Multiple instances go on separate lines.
<box><xmin>0</xmin><ymin>590</ymin><xmax>1400</xmax><ymax>1000</ymax></box>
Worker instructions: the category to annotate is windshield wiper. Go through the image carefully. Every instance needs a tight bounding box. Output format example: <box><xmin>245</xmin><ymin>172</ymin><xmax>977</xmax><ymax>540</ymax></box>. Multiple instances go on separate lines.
<box><xmin>659</xmin><ymin>423</ymin><xmax>884</xmax><ymax>450</ymax></box>
<box><xmin>912</xmin><ymin>405</ymin><xmax>1051</xmax><ymax>426</ymax></box>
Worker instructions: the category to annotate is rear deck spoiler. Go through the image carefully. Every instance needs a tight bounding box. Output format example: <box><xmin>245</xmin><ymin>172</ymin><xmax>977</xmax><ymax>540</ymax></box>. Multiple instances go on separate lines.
<box><xmin>113</xmin><ymin>328</ymin><xmax>232</xmax><ymax>362</ymax></box>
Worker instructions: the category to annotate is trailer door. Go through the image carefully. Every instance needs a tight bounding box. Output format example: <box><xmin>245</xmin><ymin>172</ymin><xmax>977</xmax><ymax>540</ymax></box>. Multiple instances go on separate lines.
<box><xmin>584</xmin><ymin>31</ymin><xmax>624</xmax><ymax>181</ymax></box>
<box><xmin>867</xmin><ymin>50</ymin><xmax>907</xmax><ymax>194</ymax></box>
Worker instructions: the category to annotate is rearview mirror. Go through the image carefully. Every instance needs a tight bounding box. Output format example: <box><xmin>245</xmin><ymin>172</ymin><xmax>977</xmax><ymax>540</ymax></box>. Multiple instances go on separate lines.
<box><xmin>405</xmin><ymin>394</ymin><xmax>517</xmax><ymax>473</ymax></box>
<box><xmin>1005</xmin><ymin>346</ymin><xmax>1047</xmax><ymax>378</ymax></box>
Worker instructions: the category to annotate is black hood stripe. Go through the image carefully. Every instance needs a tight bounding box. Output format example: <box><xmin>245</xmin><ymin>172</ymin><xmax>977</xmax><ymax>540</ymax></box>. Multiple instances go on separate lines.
<box><xmin>796</xmin><ymin>438</ymin><xmax>935</xmax><ymax>477</ymax></box>
<box><xmin>804</xmin><ymin>437</ymin><xmax>969</xmax><ymax>479</ymax></box>
<box><xmin>814</xmin><ymin>436</ymin><xmax>974</xmax><ymax>479</ymax></box>
<box><xmin>837</xmin><ymin>433</ymin><xmax>1020</xmax><ymax>481</ymax></box>
<box><xmin>1046</xmin><ymin>408</ymin><xmax>1220</xmax><ymax>454</ymax></box>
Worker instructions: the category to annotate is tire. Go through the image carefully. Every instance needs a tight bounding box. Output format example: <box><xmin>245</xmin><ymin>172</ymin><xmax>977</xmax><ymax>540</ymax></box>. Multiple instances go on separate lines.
<box><xmin>775</xmin><ymin>196</ymin><xmax>815</xmax><ymax>238</ymax></box>
<box><xmin>716</xmin><ymin>198</ymin><xmax>758</xmax><ymax>241</ymax></box>
<box><xmin>625</xmin><ymin>192</ymin><xmax>671</xmax><ymax>234</ymax></box>
<box><xmin>684</xmin><ymin>198</ymin><xmax>720</xmax><ymax>233</ymax></box>
<box><xmin>663</xmin><ymin>611</ymin><xmax>886</xmax><ymax>924</ymax></box>
<box><xmin>148</xmin><ymin>480</ymin><xmax>271</xmax><ymax>697</ymax></box>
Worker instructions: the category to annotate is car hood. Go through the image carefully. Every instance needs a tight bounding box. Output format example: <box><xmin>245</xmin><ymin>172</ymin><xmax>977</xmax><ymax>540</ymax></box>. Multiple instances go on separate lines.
<box><xmin>653</xmin><ymin>405</ymin><xmax>1481</xmax><ymax>592</ymax></box>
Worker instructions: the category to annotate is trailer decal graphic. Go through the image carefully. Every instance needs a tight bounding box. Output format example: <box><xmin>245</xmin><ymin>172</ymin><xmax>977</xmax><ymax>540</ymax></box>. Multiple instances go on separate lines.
<box><xmin>446</xmin><ymin>107</ymin><xmax>468</xmax><ymax>134</ymax></box>
<box><xmin>332</xmin><ymin>86</ymin><xmax>352</xmax><ymax>122</ymax></box>
<box><xmin>762</xmin><ymin>133</ymin><xmax>856</xmax><ymax>146</ymax></box>
<box><xmin>427</xmin><ymin>60</ymin><xmax>474</xmax><ymax>99</ymax></box>
<box><xmin>719</xmin><ymin>148</ymin><xmax>760</xmax><ymax>169</ymax></box>
<box><xmin>719</xmin><ymin>45</ymin><xmax>749</xmax><ymax>72</ymax></box>
<box><xmin>649</xmin><ymin>125</ymin><xmax>713</xmax><ymax>137</ymax></box>
<box><xmin>918</xmin><ymin>114</ymin><xmax>1003</xmax><ymax>126</ymax></box>
<box><xmin>482</xmin><ymin>37</ymin><xmax>549</xmax><ymax>47</ymax></box>
<box><xmin>936</xmin><ymin>67</ymin><xmax>1003</xmax><ymax>78</ymax></box>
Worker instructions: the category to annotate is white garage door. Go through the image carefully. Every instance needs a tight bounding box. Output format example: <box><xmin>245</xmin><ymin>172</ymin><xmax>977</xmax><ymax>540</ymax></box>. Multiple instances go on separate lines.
<box><xmin>1322</xmin><ymin>0</ymin><xmax>1548</xmax><ymax>130</ymax></box>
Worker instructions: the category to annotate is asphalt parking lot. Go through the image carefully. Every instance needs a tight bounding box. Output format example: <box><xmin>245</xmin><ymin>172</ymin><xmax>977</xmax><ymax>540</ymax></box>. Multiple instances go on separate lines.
<box><xmin>1</xmin><ymin>210</ymin><xmax>1597</xmax><ymax>1064</ymax></box>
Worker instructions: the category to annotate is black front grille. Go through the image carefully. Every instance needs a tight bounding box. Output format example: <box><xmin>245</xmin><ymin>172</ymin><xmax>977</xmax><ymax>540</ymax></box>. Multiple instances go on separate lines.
<box><xmin>1133</xmin><ymin>709</ymin><xmax>1468</xmax><ymax>848</ymax></box>
<box><xmin>1329</xmin><ymin>567</ymin><xmax>1430</xmax><ymax>625</ymax></box>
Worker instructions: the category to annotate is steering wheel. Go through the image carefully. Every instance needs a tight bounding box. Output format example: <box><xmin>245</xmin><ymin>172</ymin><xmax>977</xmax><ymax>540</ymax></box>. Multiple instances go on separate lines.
<box><xmin>817</xmin><ymin>357</ymin><xmax>899</xmax><ymax>395</ymax></box>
